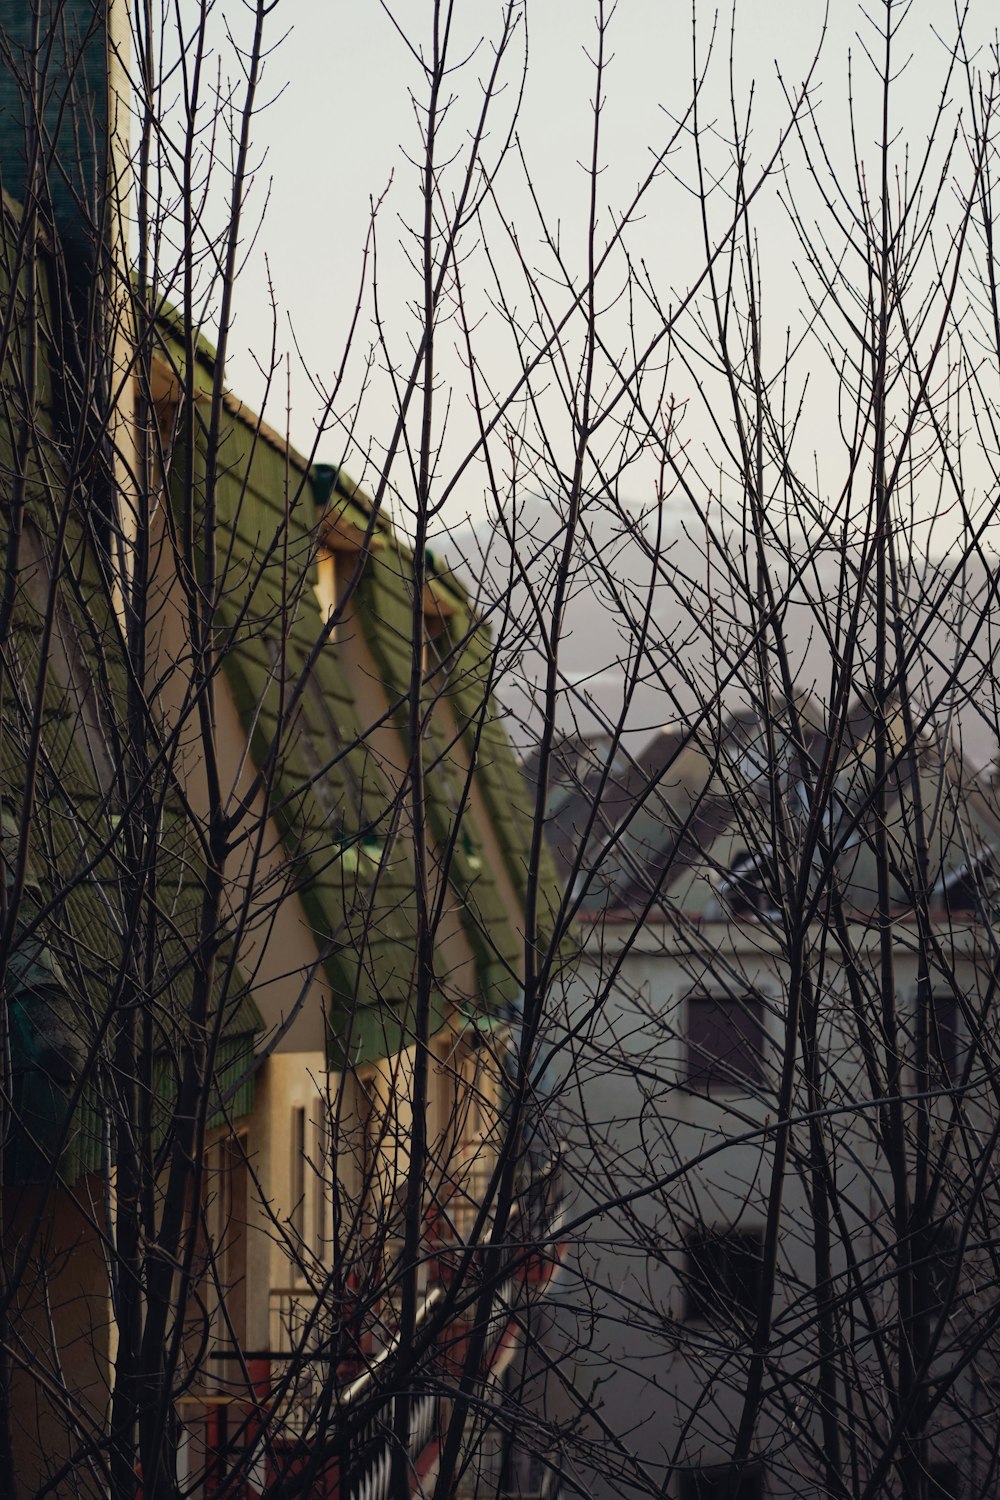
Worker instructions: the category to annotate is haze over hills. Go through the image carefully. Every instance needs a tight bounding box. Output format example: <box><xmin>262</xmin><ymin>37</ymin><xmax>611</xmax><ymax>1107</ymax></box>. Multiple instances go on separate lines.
<box><xmin>438</xmin><ymin>494</ymin><xmax>1000</xmax><ymax>773</ymax></box>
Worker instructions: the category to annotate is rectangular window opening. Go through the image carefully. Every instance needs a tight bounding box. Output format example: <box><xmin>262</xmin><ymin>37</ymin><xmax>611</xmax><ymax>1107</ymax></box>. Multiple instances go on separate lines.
<box><xmin>422</xmin><ymin>611</ymin><xmax>449</xmax><ymax>678</ymax></box>
<box><xmin>686</xmin><ymin>994</ymin><xmax>765</xmax><ymax>1092</ymax></box>
<box><xmin>929</xmin><ymin>995</ymin><xmax>961</xmax><ymax>1084</ymax></box>
<box><xmin>928</xmin><ymin>1461</ymin><xmax>960</xmax><ymax>1499</ymax></box>
<box><xmin>682</xmin><ymin>1228</ymin><xmax>764</xmax><ymax>1330</ymax></box>
<box><xmin>314</xmin><ymin>1104</ymin><xmax>330</xmax><ymax>1255</ymax></box>
<box><xmin>290</xmin><ymin>1106</ymin><xmax>306</xmax><ymax>1244</ymax></box>
<box><xmin>315</xmin><ymin>543</ymin><xmax>364</xmax><ymax>638</ymax></box>
<box><xmin>315</xmin><ymin>546</ymin><xmax>338</xmax><ymax>627</ymax></box>
<box><xmin>678</xmin><ymin>1464</ymin><xmax>763</xmax><ymax>1500</ymax></box>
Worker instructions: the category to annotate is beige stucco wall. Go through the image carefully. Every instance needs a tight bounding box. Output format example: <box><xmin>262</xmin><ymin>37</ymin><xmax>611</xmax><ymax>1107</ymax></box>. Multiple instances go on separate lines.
<box><xmin>6</xmin><ymin>1179</ymin><xmax>114</xmax><ymax>1498</ymax></box>
<box><xmin>145</xmin><ymin>508</ymin><xmax>331</xmax><ymax>1054</ymax></box>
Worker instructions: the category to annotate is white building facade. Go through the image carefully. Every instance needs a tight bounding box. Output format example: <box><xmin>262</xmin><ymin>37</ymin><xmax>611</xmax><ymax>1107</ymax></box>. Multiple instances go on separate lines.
<box><xmin>538</xmin><ymin>719</ymin><xmax>1000</xmax><ymax>1500</ymax></box>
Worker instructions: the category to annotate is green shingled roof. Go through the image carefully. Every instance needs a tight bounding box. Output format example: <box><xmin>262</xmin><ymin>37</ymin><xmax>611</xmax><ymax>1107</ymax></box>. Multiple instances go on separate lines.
<box><xmin>0</xmin><ymin>593</ymin><xmax>262</xmax><ymax>1182</ymax></box>
<box><xmin>442</xmin><ymin>608</ymin><xmax>562</xmax><ymax>941</ymax></box>
<box><xmin>179</xmin><ymin>393</ymin><xmax>560</xmax><ymax>1065</ymax></box>
<box><xmin>0</xmin><ymin>243</ymin><xmax>261</xmax><ymax>1185</ymax></box>
<box><xmin>194</xmin><ymin>413</ymin><xmax>435</xmax><ymax>1066</ymax></box>
<box><xmin>354</xmin><ymin>545</ymin><xmax>525</xmax><ymax>1008</ymax></box>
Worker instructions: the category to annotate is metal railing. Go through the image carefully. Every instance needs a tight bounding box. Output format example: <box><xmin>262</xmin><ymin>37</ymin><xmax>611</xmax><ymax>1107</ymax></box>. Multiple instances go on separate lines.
<box><xmin>180</xmin><ymin>1145</ymin><xmax>567</xmax><ymax>1499</ymax></box>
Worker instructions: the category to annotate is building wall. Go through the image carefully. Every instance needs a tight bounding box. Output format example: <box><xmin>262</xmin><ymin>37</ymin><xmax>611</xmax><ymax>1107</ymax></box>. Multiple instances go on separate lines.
<box><xmin>5</xmin><ymin>1179</ymin><xmax>116</xmax><ymax>1498</ymax></box>
<box><xmin>553</xmin><ymin>919</ymin><xmax>991</xmax><ymax>1500</ymax></box>
<box><xmin>0</xmin><ymin>86</ymin><xmax>546</xmax><ymax>1478</ymax></box>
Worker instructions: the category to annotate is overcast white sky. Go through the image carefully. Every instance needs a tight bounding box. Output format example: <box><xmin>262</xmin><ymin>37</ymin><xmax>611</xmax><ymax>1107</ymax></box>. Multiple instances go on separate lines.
<box><xmin>173</xmin><ymin>0</ymin><xmax>999</xmax><ymax>544</ymax></box>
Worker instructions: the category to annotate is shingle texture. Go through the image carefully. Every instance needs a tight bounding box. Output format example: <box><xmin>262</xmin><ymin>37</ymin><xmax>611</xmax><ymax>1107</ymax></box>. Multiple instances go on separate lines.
<box><xmin>0</xmin><ymin>208</ymin><xmax>260</xmax><ymax>1184</ymax></box>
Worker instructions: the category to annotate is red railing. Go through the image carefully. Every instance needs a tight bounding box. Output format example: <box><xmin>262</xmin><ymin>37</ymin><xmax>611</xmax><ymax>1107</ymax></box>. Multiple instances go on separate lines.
<box><xmin>178</xmin><ymin>1153</ymin><xmax>566</xmax><ymax>1500</ymax></box>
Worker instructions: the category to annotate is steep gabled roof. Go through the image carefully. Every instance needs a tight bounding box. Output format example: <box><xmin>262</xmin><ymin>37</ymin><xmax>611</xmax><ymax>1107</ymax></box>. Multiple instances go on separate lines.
<box><xmin>0</xmin><ymin>226</ymin><xmax>261</xmax><ymax>1184</ymax></box>
<box><xmin>178</xmin><ymin>392</ymin><xmax>559</xmax><ymax>1065</ymax></box>
<box><xmin>538</xmin><ymin>710</ymin><xmax>1000</xmax><ymax>925</ymax></box>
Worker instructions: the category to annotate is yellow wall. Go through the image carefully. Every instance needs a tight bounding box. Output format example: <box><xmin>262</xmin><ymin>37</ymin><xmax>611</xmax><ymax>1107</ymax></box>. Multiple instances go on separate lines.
<box><xmin>5</xmin><ymin>1180</ymin><xmax>114</xmax><ymax>1498</ymax></box>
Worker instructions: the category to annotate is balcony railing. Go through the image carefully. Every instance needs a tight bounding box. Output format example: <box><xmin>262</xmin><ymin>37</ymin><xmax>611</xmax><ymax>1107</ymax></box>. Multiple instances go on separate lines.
<box><xmin>180</xmin><ymin>1150</ymin><xmax>566</xmax><ymax>1499</ymax></box>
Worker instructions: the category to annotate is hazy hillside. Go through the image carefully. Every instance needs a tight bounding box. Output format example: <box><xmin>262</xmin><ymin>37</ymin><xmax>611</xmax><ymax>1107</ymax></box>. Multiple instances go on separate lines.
<box><xmin>437</xmin><ymin>495</ymin><xmax>1000</xmax><ymax>770</ymax></box>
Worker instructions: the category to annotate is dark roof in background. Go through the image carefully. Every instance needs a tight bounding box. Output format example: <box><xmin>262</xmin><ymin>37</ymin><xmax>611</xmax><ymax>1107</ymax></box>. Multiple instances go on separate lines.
<box><xmin>529</xmin><ymin>710</ymin><xmax>1000</xmax><ymax>923</ymax></box>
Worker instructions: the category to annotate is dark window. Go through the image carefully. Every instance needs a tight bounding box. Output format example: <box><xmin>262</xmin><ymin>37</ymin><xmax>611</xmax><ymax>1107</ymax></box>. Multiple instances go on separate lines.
<box><xmin>718</xmin><ymin>848</ymin><xmax>779</xmax><ymax>919</ymax></box>
<box><xmin>939</xmin><ymin>848</ymin><xmax>996</xmax><ymax>916</ymax></box>
<box><xmin>683</xmin><ymin>1229</ymin><xmax>763</xmax><ymax>1328</ymax></box>
<box><xmin>686</xmin><ymin>994</ymin><xmax>765</xmax><ymax>1091</ymax></box>
<box><xmin>929</xmin><ymin>996</ymin><xmax>961</xmax><ymax>1083</ymax></box>
<box><xmin>290</xmin><ymin>1106</ymin><xmax>306</xmax><ymax>1241</ymax></box>
<box><xmin>928</xmin><ymin>1462</ymin><xmax>960</xmax><ymax>1499</ymax></box>
<box><xmin>679</xmin><ymin>1465</ymin><xmax>763</xmax><ymax>1500</ymax></box>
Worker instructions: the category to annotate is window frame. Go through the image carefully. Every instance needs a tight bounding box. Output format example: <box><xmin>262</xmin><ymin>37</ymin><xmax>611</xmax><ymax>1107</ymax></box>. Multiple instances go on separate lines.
<box><xmin>927</xmin><ymin>1460</ymin><xmax>960</xmax><ymax>1499</ymax></box>
<box><xmin>290</xmin><ymin>1104</ymin><xmax>307</xmax><ymax>1244</ymax></box>
<box><xmin>684</xmin><ymin>991</ymin><xmax>767</xmax><ymax>1094</ymax></box>
<box><xmin>928</xmin><ymin>993</ymin><xmax>962</xmax><ymax>1085</ymax></box>
<box><xmin>682</xmin><ymin>1226</ymin><xmax>765</xmax><ymax>1329</ymax></box>
<box><xmin>678</xmin><ymin>1462</ymin><xmax>763</xmax><ymax>1500</ymax></box>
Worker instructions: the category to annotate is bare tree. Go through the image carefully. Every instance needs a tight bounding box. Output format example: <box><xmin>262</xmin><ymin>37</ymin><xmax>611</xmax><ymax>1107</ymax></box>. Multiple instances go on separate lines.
<box><xmin>0</xmin><ymin>3</ymin><xmax>564</xmax><ymax>1499</ymax></box>
<box><xmin>497</xmin><ymin>5</ymin><xmax>1000</xmax><ymax>1499</ymax></box>
<box><xmin>6</xmin><ymin>2</ymin><xmax>1000</xmax><ymax>1500</ymax></box>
